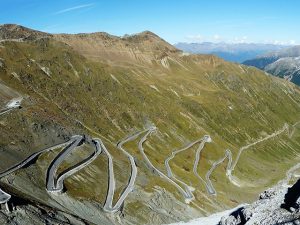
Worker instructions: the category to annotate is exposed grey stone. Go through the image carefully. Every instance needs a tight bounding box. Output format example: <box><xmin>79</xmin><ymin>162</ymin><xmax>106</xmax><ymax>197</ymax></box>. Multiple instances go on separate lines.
<box><xmin>219</xmin><ymin>179</ymin><xmax>300</xmax><ymax>225</ymax></box>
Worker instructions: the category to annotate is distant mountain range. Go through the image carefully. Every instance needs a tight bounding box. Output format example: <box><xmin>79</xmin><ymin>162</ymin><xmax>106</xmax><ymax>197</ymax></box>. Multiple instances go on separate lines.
<box><xmin>174</xmin><ymin>42</ymin><xmax>288</xmax><ymax>63</ymax></box>
<box><xmin>243</xmin><ymin>45</ymin><xmax>300</xmax><ymax>85</ymax></box>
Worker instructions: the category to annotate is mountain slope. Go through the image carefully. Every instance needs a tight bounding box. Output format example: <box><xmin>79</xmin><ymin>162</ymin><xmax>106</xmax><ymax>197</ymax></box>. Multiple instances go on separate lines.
<box><xmin>0</xmin><ymin>25</ymin><xmax>300</xmax><ymax>225</ymax></box>
<box><xmin>243</xmin><ymin>46</ymin><xmax>300</xmax><ymax>85</ymax></box>
<box><xmin>54</xmin><ymin>30</ymin><xmax>179</xmax><ymax>65</ymax></box>
<box><xmin>0</xmin><ymin>24</ymin><xmax>52</xmax><ymax>40</ymax></box>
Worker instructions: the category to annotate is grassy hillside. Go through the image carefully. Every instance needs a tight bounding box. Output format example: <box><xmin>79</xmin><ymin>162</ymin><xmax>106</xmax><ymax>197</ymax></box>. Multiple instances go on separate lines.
<box><xmin>0</xmin><ymin>26</ymin><xmax>300</xmax><ymax>224</ymax></box>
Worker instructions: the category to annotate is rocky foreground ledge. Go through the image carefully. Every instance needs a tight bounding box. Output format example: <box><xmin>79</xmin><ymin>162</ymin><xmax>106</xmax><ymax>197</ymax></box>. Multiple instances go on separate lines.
<box><xmin>2</xmin><ymin>180</ymin><xmax>300</xmax><ymax>225</ymax></box>
<box><xmin>220</xmin><ymin>179</ymin><xmax>300</xmax><ymax>225</ymax></box>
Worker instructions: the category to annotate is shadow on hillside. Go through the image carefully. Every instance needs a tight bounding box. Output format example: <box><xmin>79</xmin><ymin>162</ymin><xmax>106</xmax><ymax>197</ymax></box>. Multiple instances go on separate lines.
<box><xmin>281</xmin><ymin>179</ymin><xmax>300</xmax><ymax>212</ymax></box>
<box><xmin>218</xmin><ymin>206</ymin><xmax>247</xmax><ymax>225</ymax></box>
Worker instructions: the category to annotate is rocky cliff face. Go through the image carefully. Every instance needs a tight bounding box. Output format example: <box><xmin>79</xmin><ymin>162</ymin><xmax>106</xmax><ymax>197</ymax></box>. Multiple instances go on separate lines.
<box><xmin>220</xmin><ymin>180</ymin><xmax>300</xmax><ymax>225</ymax></box>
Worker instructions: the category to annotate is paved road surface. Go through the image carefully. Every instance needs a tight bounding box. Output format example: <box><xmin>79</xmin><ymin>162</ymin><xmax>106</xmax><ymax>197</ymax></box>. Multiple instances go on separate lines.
<box><xmin>164</xmin><ymin>135</ymin><xmax>211</xmax><ymax>198</ymax></box>
<box><xmin>138</xmin><ymin>126</ymin><xmax>194</xmax><ymax>203</ymax></box>
<box><xmin>0</xmin><ymin>138</ymin><xmax>72</xmax><ymax>205</ymax></box>
<box><xmin>46</xmin><ymin>135</ymin><xmax>83</xmax><ymax>192</ymax></box>
<box><xmin>192</xmin><ymin>135</ymin><xmax>213</xmax><ymax>194</ymax></box>
<box><xmin>54</xmin><ymin>138</ymin><xmax>102</xmax><ymax>192</ymax></box>
<box><xmin>102</xmin><ymin>130</ymin><xmax>146</xmax><ymax>212</ymax></box>
<box><xmin>201</xmin><ymin>123</ymin><xmax>290</xmax><ymax>193</ymax></box>
<box><xmin>0</xmin><ymin>140</ymin><xmax>73</xmax><ymax>179</ymax></box>
<box><xmin>205</xmin><ymin>149</ymin><xmax>233</xmax><ymax>195</ymax></box>
<box><xmin>229</xmin><ymin>123</ymin><xmax>288</xmax><ymax>177</ymax></box>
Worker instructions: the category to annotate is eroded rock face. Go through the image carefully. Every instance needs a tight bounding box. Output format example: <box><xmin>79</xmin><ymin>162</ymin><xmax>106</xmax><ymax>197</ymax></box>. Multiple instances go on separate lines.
<box><xmin>219</xmin><ymin>180</ymin><xmax>300</xmax><ymax>225</ymax></box>
<box><xmin>0</xmin><ymin>200</ymin><xmax>87</xmax><ymax>225</ymax></box>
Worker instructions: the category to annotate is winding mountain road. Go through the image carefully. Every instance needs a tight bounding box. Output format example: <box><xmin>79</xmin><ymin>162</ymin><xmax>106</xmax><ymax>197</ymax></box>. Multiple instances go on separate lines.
<box><xmin>192</xmin><ymin>135</ymin><xmax>214</xmax><ymax>194</ymax></box>
<box><xmin>279</xmin><ymin>162</ymin><xmax>300</xmax><ymax>186</ymax></box>
<box><xmin>102</xmin><ymin>129</ymin><xmax>147</xmax><ymax>212</ymax></box>
<box><xmin>205</xmin><ymin>123</ymin><xmax>291</xmax><ymax>193</ymax></box>
<box><xmin>205</xmin><ymin>149</ymin><xmax>233</xmax><ymax>195</ymax></box>
<box><xmin>54</xmin><ymin>138</ymin><xmax>102</xmax><ymax>192</ymax></box>
<box><xmin>138</xmin><ymin>126</ymin><xmax>195</xmax><ymax>203</ymax></box>
<box><xmin>0</xmin><ymin>97</ymin><xmax>22</xmax><ymax>205</ymax></box>
<box><xmin>46</xmin><ymin>135</ymin><xmax>83</xmax><ymax>193</ymax></box>
<box><xmin>0</xmin><ymin>113</ymin><xmax>297</xmax><ymax>210</ymax></box>
<box><xmin>0</xmin><ymin>140</ymin><xmax>73</xmax><ymax>179</ymax></box>
<box><xmin>0</xmin><ymin>133</ymin><xmax>102</xmax><ymax>203</ymax></box>
<box><xmin>164</xmin><ymin>135</ymin><xmax>212</xmax><ymax>197</ymax></box>
<box><xmin>226</xmin><ymin>123</ymin><xmax>289</xmax><ymax>185</ymax></box>
<box><xmin>0</xmin><ymin>138</ymin><xmax>72</xmax><ymax>205</ymax></box>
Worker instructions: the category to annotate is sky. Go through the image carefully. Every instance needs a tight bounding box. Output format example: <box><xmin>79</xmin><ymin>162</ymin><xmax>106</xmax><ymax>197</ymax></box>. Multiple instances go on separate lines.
<box><xmin>0</xmin><ymin>0</ymin><xmax>300</xmax><ymax>45</ymax></box>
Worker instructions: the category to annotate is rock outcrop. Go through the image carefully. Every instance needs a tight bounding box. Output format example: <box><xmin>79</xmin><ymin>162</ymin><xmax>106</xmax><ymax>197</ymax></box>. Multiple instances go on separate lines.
<box><xmin>219</xmin><ymin>180</ymin><xmax>300</xmax><ymax>225</ymax></box>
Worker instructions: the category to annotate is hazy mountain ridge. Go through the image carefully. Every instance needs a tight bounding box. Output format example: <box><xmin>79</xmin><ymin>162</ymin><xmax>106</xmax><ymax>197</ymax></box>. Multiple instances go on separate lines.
<box><xmin>174</xmin><ymin>42</ymin><xmax>287</xmax><ymax>62</ymax></box>
<box><xmin>0</xmin><ymin>24</ymin><xmax>300</xmax><ymax>225</ymax></box>
<box><xmin>244</xmin><ymin>45</ymin><xmax>300</xmax><ymax>85</ymax></box>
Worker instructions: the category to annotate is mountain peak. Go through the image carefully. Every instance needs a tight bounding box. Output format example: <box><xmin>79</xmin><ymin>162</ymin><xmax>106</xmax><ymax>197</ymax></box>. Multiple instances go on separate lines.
<box><xmin>122</xmin><ymin>30</ymin><xmax>179</xmax><ymax>53</ymax></box>
<box><xmin>122</xmin><ymin>30</ymin><xmax>162</xmax><ymax>39</ymax></box>
<box><xmin>137</xmin><ymin>30</ymin><xmax>161</xmax><ymax>37</ymax></box>
<box><xmin>54</xmin><ymin>28</ymin><xmax>179</xmax><ymax>64</ymax></box>
<box><xmin>0</xmin><ymin>23</ymin><xmax>51</xmax><ymax>41</ymax></box>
